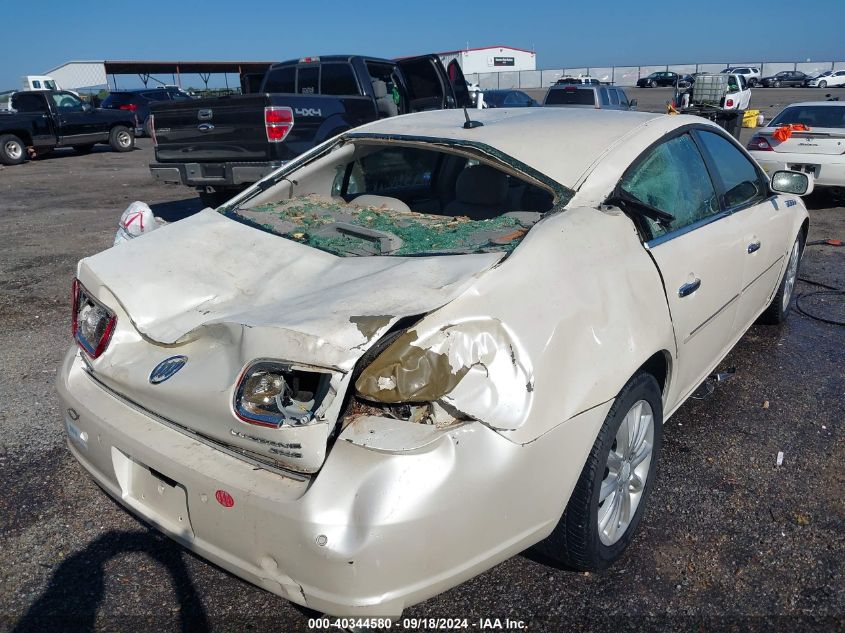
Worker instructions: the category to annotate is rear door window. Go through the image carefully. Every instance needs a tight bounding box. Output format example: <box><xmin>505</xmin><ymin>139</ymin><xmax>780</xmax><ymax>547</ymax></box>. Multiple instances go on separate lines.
<box><xmin>321</xmin><ymin>63</ymin><xmax>359</xmax><ymax>96</ymax></box>
<box><xmin>12</xmin><ymin>93</ymin><xmax>48</xmax><ymax>112</ymax></box>
<box><xmin>263</xmin><ymin>66</ymin><xmax>295</xmax><ymax>93</ymax></box>
<box><xmin>621</xmin><ymin>133</ymin><xmax>720</xmax><ymax>239</ymax></box>
<box><xmin>608</xmin><ymin>88</ymin><xmax>620</xmax><ymax>105</ymax></box>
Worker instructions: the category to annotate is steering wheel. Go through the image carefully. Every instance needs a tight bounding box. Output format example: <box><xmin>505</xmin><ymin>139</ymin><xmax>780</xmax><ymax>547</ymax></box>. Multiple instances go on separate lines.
<box><xmin>59</xmin><ymin>97</ymin><xmax>76</xmax><ymax>109</ymax></box>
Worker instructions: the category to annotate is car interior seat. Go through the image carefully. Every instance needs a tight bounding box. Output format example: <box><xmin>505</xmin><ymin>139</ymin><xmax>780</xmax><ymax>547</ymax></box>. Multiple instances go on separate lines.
<box><xmin>443</xmin><ymin>165</ymin><xmax>509</xmax><ymax>220</ymax></box>
<box><xmin>372</xmin><ymin>80</ymin><xmax>398</xmax><ymax>118</ymax></box>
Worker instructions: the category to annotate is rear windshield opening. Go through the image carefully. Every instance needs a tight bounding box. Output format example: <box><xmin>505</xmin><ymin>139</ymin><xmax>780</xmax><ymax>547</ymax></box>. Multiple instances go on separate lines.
<box><xmin>227</xmin><ymin>142</ymin><xmax>557</xmax><ymax>257</ymax></box>
<box><xmin>545</xmin><ymin>88</ymin><xmax>596</xmax><ymax>106</ymax></box>
<box><xmin>769</xmin><ymin>105</ymin><xmax>845</xmax><ymax>129</ymax></box>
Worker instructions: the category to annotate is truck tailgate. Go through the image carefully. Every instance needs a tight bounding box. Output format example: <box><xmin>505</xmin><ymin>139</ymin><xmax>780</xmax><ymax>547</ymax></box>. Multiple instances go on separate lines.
<box><xmin>152</xmin><ymin>94</ymin><xmax>273</xmax><ymax>163</ymax></box>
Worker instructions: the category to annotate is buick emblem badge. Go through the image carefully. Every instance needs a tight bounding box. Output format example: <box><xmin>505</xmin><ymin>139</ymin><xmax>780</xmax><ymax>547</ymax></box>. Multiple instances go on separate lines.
<box><xmin>149</xmin><ymin>355</ymin><xmax>188</xmax><ymax>384</ymax></box>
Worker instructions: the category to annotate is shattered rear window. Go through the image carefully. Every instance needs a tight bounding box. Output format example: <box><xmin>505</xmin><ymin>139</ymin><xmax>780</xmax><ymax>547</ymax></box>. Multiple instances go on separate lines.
<box><xmin>228</xmin><ymin>195</ymin><xmax>529</xmax><ymax>257</ymax></box>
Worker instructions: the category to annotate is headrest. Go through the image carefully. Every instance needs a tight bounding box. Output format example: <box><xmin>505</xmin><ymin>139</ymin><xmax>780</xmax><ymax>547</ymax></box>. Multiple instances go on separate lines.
<box><xmin>455</xmin><ymin>165</ymin><xmax>509</xmax><ymax>206</ymax></box>
<box><xmin>372</xmin><ymin>79</ymin><xmax>388</xmax><ymax>99</ymax></box>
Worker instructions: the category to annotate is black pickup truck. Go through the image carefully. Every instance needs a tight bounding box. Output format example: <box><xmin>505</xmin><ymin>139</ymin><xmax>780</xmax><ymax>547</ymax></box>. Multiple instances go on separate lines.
<box><xmin>0</xmin><ymin>90</ymin><xmax>135</xmax><ymax>164</ymax></box>
<box><xmin>149</xmin><ymin>54</ymin><xmax>470</xmax><ymax>205</ymax></box>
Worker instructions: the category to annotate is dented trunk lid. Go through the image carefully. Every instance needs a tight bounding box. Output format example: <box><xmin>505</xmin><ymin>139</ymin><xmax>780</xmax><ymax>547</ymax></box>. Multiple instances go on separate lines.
<box><xmin>76</xmin><ymin>209</ymin><xmax>501</xmax><ymax>473</ymax></box>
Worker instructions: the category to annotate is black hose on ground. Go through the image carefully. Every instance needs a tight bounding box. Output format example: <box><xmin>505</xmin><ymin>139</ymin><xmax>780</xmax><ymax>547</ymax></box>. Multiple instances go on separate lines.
<box><xmin>794</xmin><ymin>239</ymin><xmax>844</xmax><ymax>326</ymax></box>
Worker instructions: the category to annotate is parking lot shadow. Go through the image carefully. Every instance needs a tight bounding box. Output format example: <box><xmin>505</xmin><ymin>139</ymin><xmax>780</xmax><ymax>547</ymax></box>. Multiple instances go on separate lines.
<box><xmin>13</xmin><ymin>529</ymin><xmax>210</xmax><ymax>633</ymax></box>
<box><xmin>149</xmin><ymin>198</ymin><xmax>206</xmax><ymax>223</ymax></box>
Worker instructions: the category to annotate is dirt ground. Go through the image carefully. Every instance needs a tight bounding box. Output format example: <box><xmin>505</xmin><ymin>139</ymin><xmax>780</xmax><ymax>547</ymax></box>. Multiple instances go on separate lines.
<box><xmin>1</xmin><ymin>91</ymin><xmax>843</xmax><ymax>632</ymax></box>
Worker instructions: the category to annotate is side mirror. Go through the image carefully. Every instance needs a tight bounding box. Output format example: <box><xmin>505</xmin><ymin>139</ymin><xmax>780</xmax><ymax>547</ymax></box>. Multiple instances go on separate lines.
<box><xmin>628</xmin><ymin>98</ymin><xmax>637</xmax><ymax>110</ymax></box>
<box><xmin>770</xmin><ymin>170</ymin><xmax>813</xmax><ymax>196</ymax></box>
<box><xmin>82</xmin><ymin>102</ymin><xmax>93</xmax><ymax>112</ymax></box>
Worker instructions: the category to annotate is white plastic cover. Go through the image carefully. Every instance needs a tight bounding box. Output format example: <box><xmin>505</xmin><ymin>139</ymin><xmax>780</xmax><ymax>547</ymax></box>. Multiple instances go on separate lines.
<box><xmin>114</xmin><ymin>201</ymin><xmax>159</xmax><ymax>245</ymax></box>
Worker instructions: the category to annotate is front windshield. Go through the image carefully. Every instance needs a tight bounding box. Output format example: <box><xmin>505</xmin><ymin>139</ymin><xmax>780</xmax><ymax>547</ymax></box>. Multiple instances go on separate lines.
<box><xmin>769</xmin><ymin>106</ymin><xmax>845</xmax><ymax>128</ymax></box>
<box><xmin>223</xmin><ymin>141</ymin><xmax>564</xmax><ymax>257</ymax></box>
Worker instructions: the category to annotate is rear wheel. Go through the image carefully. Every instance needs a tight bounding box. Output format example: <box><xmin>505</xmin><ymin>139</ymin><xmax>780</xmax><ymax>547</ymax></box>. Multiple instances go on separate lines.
<box><xmin>818</xmin><ymin>80</ymin><xmax>828</xmax><ymax>88</ymax></box>
<box><xmin>759</xmin><ymin>233</ymin><xmax>803</xmax><ymax>325</ymax></box>
<box><xmin>749</xmin><ymin>78</ymin><xmax>758</xmax><ymax>87</ymax></box>
<box><xmin>649</xmin><ymin>80</ymin><xmax>657</xmax><ymax>88</ymax></box>
<box><xmin>109</xmin><ymin>126</ymin><xmax>134</xmax><ymax>152</ymax></box>
<box><xmin>73</xmin><ymin>144</ymin><xmax>95</xmax><ymax>154</ymax></box>
<box><xmin>774</xmin><ymin>81</ymin><xmax>781</xmax><ymax>88</ymax></box>
<box><xmin>0</xmin><ymin>134</ymin><xmax>26</xmax><ymax>165</ymax></box>
<box><xmin>535</xmin><ymin>372</ymin><xmax>663</xmax><ymax>570</ymax></box>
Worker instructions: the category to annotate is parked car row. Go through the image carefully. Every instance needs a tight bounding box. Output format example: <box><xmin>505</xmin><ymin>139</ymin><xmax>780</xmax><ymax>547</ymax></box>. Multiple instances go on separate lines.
<box><xmin>635</xmin><ymin>67</ymin><xmax>844</xmax><ymax>89</ymax></box>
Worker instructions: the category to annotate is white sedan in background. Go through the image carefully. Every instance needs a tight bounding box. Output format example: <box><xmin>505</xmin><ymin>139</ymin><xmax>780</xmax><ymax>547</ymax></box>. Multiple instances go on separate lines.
<box><xmin>748</xmin><ymin>101</ymin><xmax>845</xmax><ymax>192</ymax></box>
<box><xmin>59</xmin><ymin>107</ymin><xmax>810</xmax><ymax>618</ymax></box>
<box><xmin>808</xmin><ymin>70</ymin><xmax>845</xmax><ymax>88</ymax></box>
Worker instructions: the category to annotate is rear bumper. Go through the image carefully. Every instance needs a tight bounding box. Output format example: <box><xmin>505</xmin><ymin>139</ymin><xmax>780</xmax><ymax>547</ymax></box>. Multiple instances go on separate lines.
<box><xmin>57</xmin><ymin>347</ymin><xmax>610</xmax><ymax>617</ymax></box>
<box><xmin>149</xmin><ymin>161</ymin><xmax>284</xmax><ymax>189</ymax></box>
<box><xmin>751</xmin><ymin>151</ymin><xmax>845</xmax><ymax>187</ymax></box>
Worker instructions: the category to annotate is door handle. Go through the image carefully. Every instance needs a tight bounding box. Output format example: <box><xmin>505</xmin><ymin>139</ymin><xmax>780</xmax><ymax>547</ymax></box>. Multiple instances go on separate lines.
<box><xmin>678</xmin><ymin>278</ymin><xmax>701</xmax><ymax>298</ymax></box>
<box><xmin>747</xmin><ymin>240</ymin><xmax>761</xmax><ymax>254</ymax></box>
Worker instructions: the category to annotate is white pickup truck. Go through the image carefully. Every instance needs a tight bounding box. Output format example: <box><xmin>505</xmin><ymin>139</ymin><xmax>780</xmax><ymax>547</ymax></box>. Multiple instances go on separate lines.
<box><xmin>686</xmin><ymin>73</ymin><xmax>751</xmax><ymax>110</ymax></box>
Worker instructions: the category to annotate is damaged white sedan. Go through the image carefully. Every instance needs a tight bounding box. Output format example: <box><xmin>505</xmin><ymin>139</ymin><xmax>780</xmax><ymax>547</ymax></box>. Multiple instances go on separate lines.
<box><xmin>58</xmin><ymin>107</ymin><xmax>811</xmax><ymax>617</ymax></box>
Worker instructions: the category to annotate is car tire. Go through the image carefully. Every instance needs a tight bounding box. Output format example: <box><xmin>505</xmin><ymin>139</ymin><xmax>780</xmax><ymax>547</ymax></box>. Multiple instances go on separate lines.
<box><xmin>0</xmin><ymin>134</ymin><xmax>27</xmax><ymax>165</ymax></box>
<box><xmin>109</xmin><ymin>126</ymin><xmax>134</xmax><ymax>152</ymax></box>
<box><xmin>758</xmin><ymin>233</ymin><xmax>804</xmax><ymax>325</ymax></box>
<box><xmin>649</xmin><ymin>80</ymin><xmax>657</xmax><ymax>88</ymax></box>
<box><xmin>749</xmin><ymin>79</ymin><xmax>758</xmax><ymax>88</ymax></box>
<box><xmin>535</xmin><ymin>372</ymin><xmax>663</xmax><ymax>571</ymax></box>
<box><xmin>818</xmin><ymin>80</ymin><xmax>827</xmax><ymax>88</ymax></box>
<box><xmin>198</xmin><ymin>190</ymin><xmax>233</xmax><ymax>208</ymax></box>
<box><xmin>73</xmin><ymin>144</ymin><xmax>95</xmax><ymax>154</ymax></box>
<box><xmin>774</xmin><ymin>81</ymin><xmax>781</xmax><ymax>88</ymax></box>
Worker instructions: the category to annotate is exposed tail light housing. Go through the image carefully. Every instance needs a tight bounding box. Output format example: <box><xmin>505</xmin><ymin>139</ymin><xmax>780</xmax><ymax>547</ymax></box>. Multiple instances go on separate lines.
<box><xmin>234</xmin><ymin>360</ymin><xmax>331</xmax><ymax>428</ymax></box>
<box><xmin>72</xmin><ymin>279</ymin><xmax>117</xmax><ymax>359</ymax></box>
<box><xmin>747</xmin><ymin>135</ymin><xmax>774</xmax><ymax>151</ymax></box>
<box><xmin>265</xmin><ymin>106</ymin><xmax>294</xmax><ymax>143</ymax></box>
<box><xmin>119</xmin><ymin>103</ymin><xmax>138</xmax><ymax>111</ymax></box>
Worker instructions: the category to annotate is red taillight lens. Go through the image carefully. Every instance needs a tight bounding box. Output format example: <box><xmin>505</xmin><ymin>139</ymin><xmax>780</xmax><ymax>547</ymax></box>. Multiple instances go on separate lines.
<box><xmin>119</xmin><ymin>103</ymin><xmax>138</xmax><ymax>111</ymax></box>
<box><xmin>72</xmin><ymin>279</ymin><xmax>117</xmax><ymax>359</ymax></box>
<box><xmin>747</xmin><ymin>135</ymin><xmax>774</xmax><ymax>151</ymax></box>
<box><xmin>265</xmin><ymin>106</ymin><xmax>294</xmax><ymax>143</ymax></box>
<box><xmin>726</xmin><ymin>98</ymin><xmax>734</xmax><ymax>107</ymax></box>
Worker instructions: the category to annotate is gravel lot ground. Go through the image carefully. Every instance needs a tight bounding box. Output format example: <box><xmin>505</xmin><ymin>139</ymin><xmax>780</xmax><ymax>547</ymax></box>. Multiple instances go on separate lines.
<box><xmin>1</xmin><ymin>88</ymin><xmax>843</xmax><ymax>633</ymax></box>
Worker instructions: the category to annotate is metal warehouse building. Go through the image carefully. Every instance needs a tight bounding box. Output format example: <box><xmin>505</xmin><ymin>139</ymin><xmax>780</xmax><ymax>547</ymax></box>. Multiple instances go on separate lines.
<box><xmin>437</xmin><ymin>46</ymin><xmax>537</xmax><ymax>75</ymax></box>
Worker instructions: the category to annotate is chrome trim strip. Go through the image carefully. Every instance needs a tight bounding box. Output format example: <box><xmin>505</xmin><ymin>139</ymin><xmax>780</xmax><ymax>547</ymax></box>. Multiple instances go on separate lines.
<box><xmin>741</xmin><ymin>256</ymin><xmax>784</xmax><ymax>293</ymax></box>
<box><xmin>80</xmin><ymin>364</ymin><xmax>310</xmax><ymax>482</ymax></box>
<box><xmin>684</xmin><ymin>293</ymin><xmax>740</xmax><ymax>343</ymax></box>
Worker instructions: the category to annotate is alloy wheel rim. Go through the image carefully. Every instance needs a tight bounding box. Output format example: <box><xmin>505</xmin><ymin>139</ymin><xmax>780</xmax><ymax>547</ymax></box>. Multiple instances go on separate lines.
<box><xmin>782</xmin><ymin>239</ymin><xmax>800</xmax><ymax>311</ymax></box>
<box><xmin>118</xmin><ymin>131</ymin><xmax>131</xmax><ymax>147</ymax></box>
<box><xmin>598</xmin><ymin>400</ymin><xmax>654</xmax><ymax>546</ymax></box>
<box><xmin>5</xmin><ymin>140</ymin><xmax>22</xmax><ymax>160</ymax></box>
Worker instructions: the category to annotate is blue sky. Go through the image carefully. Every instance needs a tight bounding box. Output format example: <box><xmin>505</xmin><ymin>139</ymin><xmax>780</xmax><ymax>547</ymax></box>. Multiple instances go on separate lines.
<box><xmin>1</xmin><ymin>0</ymin><xmax>843</xmax><ymax>90</ymax></box>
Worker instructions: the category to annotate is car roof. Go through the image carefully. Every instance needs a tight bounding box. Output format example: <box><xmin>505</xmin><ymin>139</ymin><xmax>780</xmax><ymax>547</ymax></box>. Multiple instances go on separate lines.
<box><xmin>778</xmin><ymin>101</ymin><xmax>845</xmax><ymax>108</ymax></box>
<box><xmin>350</xmin><ymin>108</ymin><xmax>664</xmax><ymax>188</ymax></box>
<box><xmin>108</xmin><ymin>88</ymin><xmax>179</xmax><ymax>94</ymax></box>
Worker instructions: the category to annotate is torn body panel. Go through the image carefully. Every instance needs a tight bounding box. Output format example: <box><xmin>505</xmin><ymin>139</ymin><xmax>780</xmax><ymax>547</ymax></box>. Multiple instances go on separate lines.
<box><xmin>358</xmin><ymin>206</ymin><xmax>674</xmax><ymax>443</ymax></box>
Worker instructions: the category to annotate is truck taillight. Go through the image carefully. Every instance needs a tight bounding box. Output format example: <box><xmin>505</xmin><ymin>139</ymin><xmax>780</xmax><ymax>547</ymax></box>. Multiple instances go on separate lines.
<box><xmin>119</xmin><ymin>104</ymin><xmax>138</xmax><ymax>111</ymax></box>
<box><xmin>265</xmin><ymin>106</ymin><xmax>294</xmax><ymax>143</ymax></box>
<box><xmin>72</xmin><ymin>279</ymin><xmax>117</xmax><ymax>359</ymax></box>
<box><xmin>726</xmin><ymin>98</ymin><xmax>734</xmax><ymax>107</ymax></box>
<box><xmin>747</xmin><ymin>135</ymin><xmax>773</xmax><ymax>151</ymax></box>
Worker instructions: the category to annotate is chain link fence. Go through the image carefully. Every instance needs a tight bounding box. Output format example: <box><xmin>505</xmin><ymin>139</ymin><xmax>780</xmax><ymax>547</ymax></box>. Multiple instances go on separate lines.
<box><xmin>466</xmin><ymin>60</ymin><xmax>845</xmax><ymax>89</ymax></box>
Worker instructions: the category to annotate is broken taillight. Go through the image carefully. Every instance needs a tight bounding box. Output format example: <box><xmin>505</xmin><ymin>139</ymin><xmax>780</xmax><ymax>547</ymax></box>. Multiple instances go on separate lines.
<box><xmin>234</xmin><ymin>360</ymin><xmax>330</xmax><ymax>428</ymax></box>
<box><xmin>265</xmin><ymin>106</ymin><xmax>294</xmax><ymax>143</ymax></box>
<box><xmin>747</xmin><ymin>135</ymin><xmax>774</xmax><ymax>151</ymax></box>
<box><xmin>72</xmin><ymin>279</ymin><xmax>117</xmax><ymax>359</ymax></box>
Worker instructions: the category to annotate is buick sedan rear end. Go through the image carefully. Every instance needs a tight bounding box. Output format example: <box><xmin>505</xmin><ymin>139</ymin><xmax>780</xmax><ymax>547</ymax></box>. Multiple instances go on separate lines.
<box><xmin>59</xmin><ymin>107</ymin><xmax>809</xmax><ymax>617</ymax></box>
